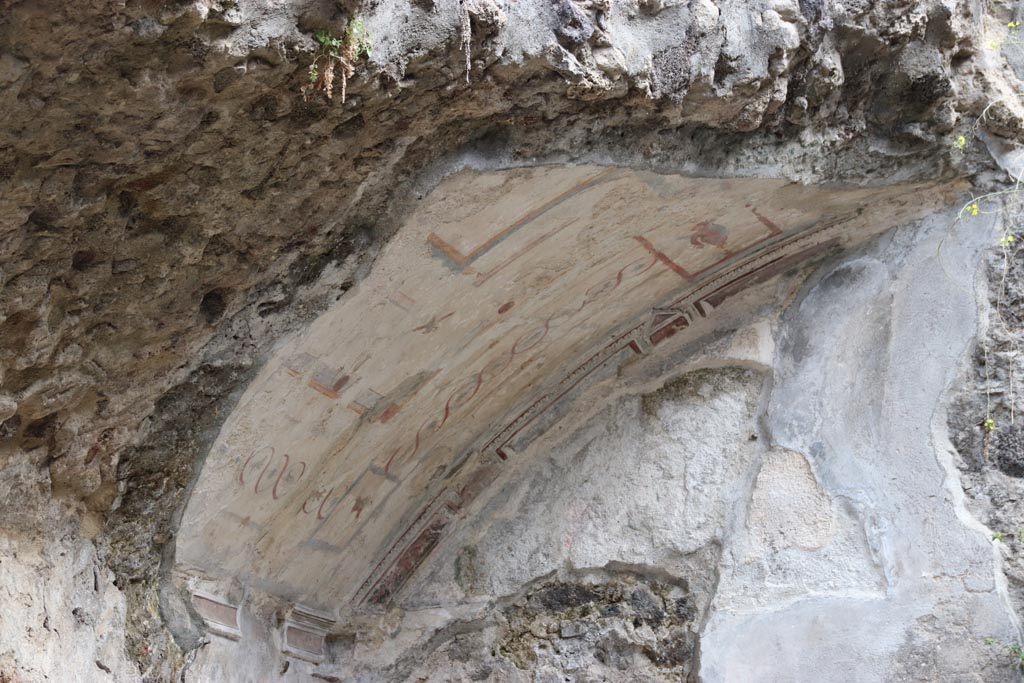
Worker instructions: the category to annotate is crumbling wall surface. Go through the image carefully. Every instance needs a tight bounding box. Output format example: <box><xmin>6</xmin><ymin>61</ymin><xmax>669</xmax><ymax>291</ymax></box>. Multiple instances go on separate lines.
<box><xmin>0</xmin><ymin>531</ymin><xmax>141</xmax><ymax>682</ymax></box>
<box><xmin>950</xmin><ymin>192</ymin><xmax>1024</xmax><ymax>636</ymax></box>
<box><xmin>1</xmin><ymin>0</ymin><xmax>1024</xmax><ymax>680</ymax></box>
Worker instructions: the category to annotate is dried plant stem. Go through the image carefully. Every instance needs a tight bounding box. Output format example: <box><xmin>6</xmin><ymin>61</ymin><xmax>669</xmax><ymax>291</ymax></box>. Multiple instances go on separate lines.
<box><xmin>461</xmin><ymin>4</ymin><xmax>472</xmax><ymax>83</ymax></box>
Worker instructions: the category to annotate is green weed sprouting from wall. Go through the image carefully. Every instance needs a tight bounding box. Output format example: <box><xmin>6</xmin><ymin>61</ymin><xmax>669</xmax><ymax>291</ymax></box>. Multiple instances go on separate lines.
<box><xmin>966</xmin><ymin>15</ymin><xmax>1024</xmax><ymax>668</ymax></box>
<box><xmin>955</xmin><ymin>117</ymin><xmax>1021</xmax><ymax>441</ymax></box>
<box><xmin>302</xmin><ymin>18</ymin><xmax>372</xmax><ymax>104</ymax></box>
<box><xmin>984</xmin><ymin>637</ymin><xmax>1024</xmax><ymax>668</ymax></box>
<box><xmin>983</xmin><ymin>17</ymin><xmax>1023</xmax><ymax>52</ymax></box>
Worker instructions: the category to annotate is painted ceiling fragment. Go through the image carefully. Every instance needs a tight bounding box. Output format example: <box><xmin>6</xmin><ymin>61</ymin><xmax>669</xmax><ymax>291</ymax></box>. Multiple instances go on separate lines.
<box><xmin>176</xmin><ymin>165</ymin><xmax>947</xmax><ymax>609</ymax></box>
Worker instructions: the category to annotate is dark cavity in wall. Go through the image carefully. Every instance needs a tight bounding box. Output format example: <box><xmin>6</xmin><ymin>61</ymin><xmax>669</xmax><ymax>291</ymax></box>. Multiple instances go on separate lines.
<box><xmin>495</xmin><ymin>568</ymin><xmax>705</xmax><ymax>681</ymax></box>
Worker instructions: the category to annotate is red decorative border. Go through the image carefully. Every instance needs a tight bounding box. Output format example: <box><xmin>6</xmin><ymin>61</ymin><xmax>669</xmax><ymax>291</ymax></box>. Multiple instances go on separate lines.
<box><xmin>351</xmin><ymin>211</ymin><xmax>855</xmax><ymax>607</ymax></box>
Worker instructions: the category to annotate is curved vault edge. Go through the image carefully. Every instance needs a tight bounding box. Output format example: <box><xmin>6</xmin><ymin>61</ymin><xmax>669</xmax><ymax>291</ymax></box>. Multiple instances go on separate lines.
<box><xmin>172</xmin><ymin>164</ymin><xmax>964</xmax><ymax>616</ymax></box>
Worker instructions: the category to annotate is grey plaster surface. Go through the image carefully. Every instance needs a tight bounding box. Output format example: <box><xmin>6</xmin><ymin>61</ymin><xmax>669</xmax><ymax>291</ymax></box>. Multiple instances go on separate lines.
<box><xmin>702</xmin><ymin>206</ymin><xmax>1018</xmax><ymax>681</ymax></box>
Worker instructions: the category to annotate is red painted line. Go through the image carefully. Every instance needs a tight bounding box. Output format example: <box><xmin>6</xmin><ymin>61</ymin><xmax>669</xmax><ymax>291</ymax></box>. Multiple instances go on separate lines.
<box><xmin>472</xmin><ymin>219</ymin><xmax>578</xmax><ymax>287</ymax></box>
<box><xmin>747</xmin><ymin>204</ymin><xmax>784</xmax><ymax>236</ymax></box>
<box><xmin>354</xmin><ymin>488</ymin><xmax>452</xmax><ymax>604</ymax></box>
<box><xmin>633</xmin><ymin>236</ymin><xmax>692</xmax><ymax>280</ymax></box>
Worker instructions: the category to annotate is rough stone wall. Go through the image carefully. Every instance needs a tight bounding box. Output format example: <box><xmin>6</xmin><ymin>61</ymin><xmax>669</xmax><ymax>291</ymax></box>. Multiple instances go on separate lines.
<box><xmin>2</xmin><ymin>0</ymin><xmax>1024</xmax><ymax>680</ymax></box>
<box><xmin>0</xmin><ymin>532</ymin><xmax>141</xmax><ymax>682</ymax></box>
<box><xmin>950</xmin><ymin>192</ymin><xmax>1024</xmax><ymax>644</ymax></box>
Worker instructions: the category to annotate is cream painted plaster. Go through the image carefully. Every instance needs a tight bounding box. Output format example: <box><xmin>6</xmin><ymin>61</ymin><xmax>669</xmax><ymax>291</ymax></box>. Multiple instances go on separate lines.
<box><xmin>175</xmin><ymin>165</ymin><xmax>953</xmax><ymax>609</ymax></box>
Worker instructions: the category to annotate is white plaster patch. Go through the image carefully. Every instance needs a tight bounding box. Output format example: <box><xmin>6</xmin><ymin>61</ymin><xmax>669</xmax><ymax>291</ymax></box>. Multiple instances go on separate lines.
<box><xmin>747</xmin><ymin>449</ymin><xmax>834</xmax><ymax>554</ymax></box>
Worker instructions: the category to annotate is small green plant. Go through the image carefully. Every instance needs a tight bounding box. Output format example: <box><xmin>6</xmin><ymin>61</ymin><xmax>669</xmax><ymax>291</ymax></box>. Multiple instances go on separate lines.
<box><xmin>984</xmin><ymin>416</ymin><xmax>997</xmax><ymax>432</ymax></box>
<box><xmin>952</xmin><ymin>100</ymin><xmax>1021</xmax><ymax>224</ymax></box>
<box><xmin>986</xmin><ymin>19</ymin><xmax>1023</xmax><ymax>51</ymax></box>
<box><xmin>991</xmin><ymin>529</ymin><xmax>1024</xmax><ymax>542</ymax></box>
<box><xmin>303</xmin><ymin>18</ymin><xmax>373</xmax><ymax>103</ymax></box>
<box><xmin>984</xmin><ymin>637</ymin><xmax>1024</xmax><ymax>667</ymax></box>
